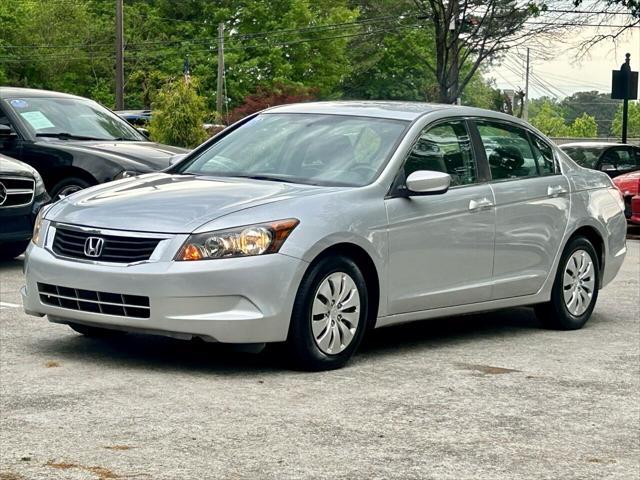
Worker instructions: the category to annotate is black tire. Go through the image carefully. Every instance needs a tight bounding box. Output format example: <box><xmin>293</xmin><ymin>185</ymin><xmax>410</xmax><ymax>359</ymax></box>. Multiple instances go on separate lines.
<box><xmin>50</xmin><ymin>177</ymin><xmax>92</xmax><ymax>201</ymax></box>
<box><xmin>535</xmin><ymin>236</ymin><xmax>600</xmax><ymax>330</ymax></box>
<box><xmin>286</xmin><ymin>255</ymin><xmax>368</xmax><ymax>371</ymax></box>
<box><xmin>0</xmin><ymin>240</ymin><xmax>30</xmax><ymax>260</ymax></box>
<box><xmin>68</xmin><ymin>323</ymin><xmax>127</xmax><ymax>338</ymax></box>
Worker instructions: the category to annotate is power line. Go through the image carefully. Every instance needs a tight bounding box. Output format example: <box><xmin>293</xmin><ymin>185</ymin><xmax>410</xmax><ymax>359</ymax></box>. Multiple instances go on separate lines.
<box><xmin>0</xmin><ymin>22</ymin><xmax>426</xmax><ymax>62</ymax></box>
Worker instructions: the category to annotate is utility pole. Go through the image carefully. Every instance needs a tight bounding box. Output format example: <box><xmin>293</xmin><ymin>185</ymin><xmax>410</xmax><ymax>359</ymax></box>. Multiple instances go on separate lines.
<box><xmin>115</xmin><ymin>0</ymin><xmax>124</xmax><ymax>110</ymax></box>
<box><xmin>216</xmin><ymin>22</ymin><xmax>225</xmax><ymax>115</ymax></box>
<box><xmin>523</xmin><ymin>48</ymin><xmax>530</xmax><ymax>121</ymax></box>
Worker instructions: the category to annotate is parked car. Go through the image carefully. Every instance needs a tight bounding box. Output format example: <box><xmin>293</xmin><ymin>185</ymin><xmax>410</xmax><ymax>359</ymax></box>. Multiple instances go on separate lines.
<box><xmin>559</xmin><ymin>142</ymin><xmax>640</xmax><ymax>178</ymax></box>
<box><xmin>22</xmin><ymin>102</ymin><xmax>627</xmax><ymax>371</ymax></box>
<box><xmin>613</xmin><ymin>170</ymin><xmax>640</xmax><ymax>224</ymax></box>
<box><xmin>115</xmin><ymin>109</ymin><xmax>151</xmax><ymax>127</ymax></box>
<box><xmin>0</xmin><ymin>154</ymin><xmax>49</xmax><ymax>260</ymax></box>
<box><xmin>0</xmin><ymin>88</ymin><xmax>188</xmax><ymax>200</ymax></box>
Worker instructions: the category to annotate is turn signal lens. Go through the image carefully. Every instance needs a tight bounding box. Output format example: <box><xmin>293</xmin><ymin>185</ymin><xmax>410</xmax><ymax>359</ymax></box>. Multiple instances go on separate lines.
<box><xmin>181</xmin><ymin>244</ymin><xmax>204</xmax><ymax>261</ymax></box>
<box><xmin>176</xmin><ymin>219</ymin><xmax>299</xmax><ymax>261</ymax></box>
<box><xmin>32</xmin><ymin>204</ymin><xmax>52</xmax><ymax>247</ymax></box>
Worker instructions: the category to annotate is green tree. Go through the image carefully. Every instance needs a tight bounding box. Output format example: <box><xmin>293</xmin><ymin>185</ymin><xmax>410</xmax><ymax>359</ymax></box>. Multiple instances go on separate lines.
<box><xmin>149</xmin><ymin>78</ymin><xmax>208</xmax><ymax>148</ymax></box>
<box><xmin>568</xmin><ymin>113</ymin><xmax>598</xmax><ymax>137</ymax></box>
<box><xmin>612</xmin><ymin>101</ymin><xmax>640</xmax><ymax>138</ymax></box>
<box><xmin>530</xmin><ymin>100</ymin><xmax>570</xmax><ymax>137</ymax></box>
<box><xmin>560</xmin><ymin>91</ymin><xmax>620</xmax><ymax>137</ymax></box>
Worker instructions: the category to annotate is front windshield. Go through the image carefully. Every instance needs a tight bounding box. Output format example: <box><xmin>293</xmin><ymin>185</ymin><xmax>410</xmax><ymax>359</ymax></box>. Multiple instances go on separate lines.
<box><xmin>176</xmin><ymin>113</ymin><xmax>408</xmax><ymax>186</ymax></box>
<box><xmin>5</xmin><ymin>96</ymin><xmax>144</xmax><ymax>141</ymax></box>
<box><xmin>561</xmin><ymin>146</ymin><xmax>604</xmax><ymax>168</ymax></box>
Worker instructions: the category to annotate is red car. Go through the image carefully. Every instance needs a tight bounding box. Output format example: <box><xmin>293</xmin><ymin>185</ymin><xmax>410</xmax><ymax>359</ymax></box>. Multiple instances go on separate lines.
<box><xmin>613</xmin><ymin>170</ymin><xmax>640</xmax><ymax>224</ymax></box>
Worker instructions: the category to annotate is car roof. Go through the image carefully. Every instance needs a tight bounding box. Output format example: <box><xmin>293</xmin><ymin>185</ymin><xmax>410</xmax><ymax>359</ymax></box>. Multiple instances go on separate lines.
<box><xmin>265</xmin><ymin>101</ymin><xmax>525</xmax><ymax>123</ymax></box>
<box><xmin>560</xmin><ymin>142</ymin><xmax>628</xmax><ymax>148</ymax></box>
<box><xmin>0</xmin><ymin>86</ymin><xmax>85</xmax><ymax>100</ymax></box>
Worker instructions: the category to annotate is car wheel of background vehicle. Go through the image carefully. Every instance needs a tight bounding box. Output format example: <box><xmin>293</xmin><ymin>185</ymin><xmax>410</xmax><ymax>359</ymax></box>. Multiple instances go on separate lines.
<box><xmin>535</xmin><ymin>236</ymin><xmax>600</xmax><ymax>330</ymax></box>
<box><xmin>50</xmin><ymin>178</ymin><xmax>92</xmax><ymax>202</ymax></box>
<box><xmin>0</xmin><ymin>240</ymin><xmax>30</xmax><ymax>260</ymax></box>
<box><xmin>68</xmin><ymin>323</ymin><xmax>127</xmax><ymax>338</ymax></box>
<box><xmin>286</xmin><ymin>255</ymin><xmax>368</xmax><ymax>371</ymax></box>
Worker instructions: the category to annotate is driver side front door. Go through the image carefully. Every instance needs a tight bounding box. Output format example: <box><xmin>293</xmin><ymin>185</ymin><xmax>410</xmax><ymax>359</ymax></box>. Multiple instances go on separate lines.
<box><xmin>385</xmin><ymin>119</ymin><xmax>495</xmax><ymax>315</ymax></box>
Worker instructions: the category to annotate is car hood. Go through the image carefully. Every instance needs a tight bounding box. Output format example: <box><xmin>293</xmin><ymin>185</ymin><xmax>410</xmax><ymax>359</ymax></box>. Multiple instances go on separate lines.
<box><xmin>0</xmin><ymin>154</ymin><xmax>37</xmax><ymax>178</ymax></box>
<box><xmin>47</xmin><ymin>173</ymin><xmax>339</xmax><ymax>233</ymax></box>
<box><xmin>37</xmin><ymin>139</ymin><xmax>188</xmax><ymax>171</ymax></box>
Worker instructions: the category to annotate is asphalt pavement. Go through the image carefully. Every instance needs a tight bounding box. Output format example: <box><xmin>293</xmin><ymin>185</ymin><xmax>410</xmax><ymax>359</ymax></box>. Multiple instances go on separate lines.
<box><xmin>0</xmin><ymin>239</ymin><xmax>638</xmax><ymax>480</ymax></box>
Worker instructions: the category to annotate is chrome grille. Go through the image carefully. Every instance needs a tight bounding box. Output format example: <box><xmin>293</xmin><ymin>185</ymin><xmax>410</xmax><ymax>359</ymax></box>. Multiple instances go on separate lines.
<box><xmin>52</xmin><ymin>227</ymin><xmax>162</xmax><ymax>263</ymax></box>
<box><xmin>0</xmin><ymin>176</ymin><xmax>35</xmax><ymax>208</ymax></box>
<box><xmin>38</xmin><ymin>283</ymin><xmax>150</xmax><ymax>318</ymax></box>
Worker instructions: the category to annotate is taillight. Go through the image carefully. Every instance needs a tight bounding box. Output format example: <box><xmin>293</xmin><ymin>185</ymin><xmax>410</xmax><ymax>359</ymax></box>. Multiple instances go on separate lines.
<box><xmin>608</xmin><ymin>187</ymin><xmax>625</xmax><ymax>211</ymax></box>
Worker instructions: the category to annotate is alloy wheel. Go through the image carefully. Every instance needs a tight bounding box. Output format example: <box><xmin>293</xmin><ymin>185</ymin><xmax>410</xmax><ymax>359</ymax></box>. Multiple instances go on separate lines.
<box><xmin>563</xmin><ymin>249</ymin><xmax>596</xmax><ymax>316</ymax></box>
<box><xmin>55</xmin><ymin>184</ymin><xmax>83</xmax><ymax>200</ymax></box>
<box><xmin>311</xmin><ymin>272</ymin><xmax>361</xmax><ymax>355</ymax></box>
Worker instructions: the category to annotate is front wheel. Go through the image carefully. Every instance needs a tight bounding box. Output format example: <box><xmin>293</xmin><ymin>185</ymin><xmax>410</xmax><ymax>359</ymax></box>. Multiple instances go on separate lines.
<box><xmin>535</xmin><ymin>236</ymin><xmax>600</xmax><ymax>330</ymax></box>
<box><xmin>50</xmin><ymin>177</ymin><xmax>92</xmax><ymax>202</ymax></box>
<box><xmin>286</xmin><ymin>255</ymin><xmax>368</xmax><ymax>371</ymax></box>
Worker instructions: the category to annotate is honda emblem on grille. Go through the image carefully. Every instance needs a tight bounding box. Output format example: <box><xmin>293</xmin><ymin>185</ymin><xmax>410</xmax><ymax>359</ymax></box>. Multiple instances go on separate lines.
<box><xmin>84</xmin><ymin>236</ymin><xmax>104</xmax><ymax>258</ymax></box>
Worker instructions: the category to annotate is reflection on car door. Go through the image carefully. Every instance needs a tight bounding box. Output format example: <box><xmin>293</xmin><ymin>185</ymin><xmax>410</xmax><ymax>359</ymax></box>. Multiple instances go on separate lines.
<box><xmin>385</xmin><ymin>119</ymin><xmax>495</xmax><ymax>314</ymax></box>
<box><xmin>474</xmin><ymin>119</ymin><xmax>570</xmax><ymax>299</ymax></box>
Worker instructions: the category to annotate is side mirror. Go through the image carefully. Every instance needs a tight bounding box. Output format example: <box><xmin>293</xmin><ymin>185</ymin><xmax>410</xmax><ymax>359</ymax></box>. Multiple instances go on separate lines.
<box><xmin>136</xmin><ymin>127</ymin><xmax>150</xmax><ymax>139</ymax></box>
<box><xmin>0</xmin><ymin>124</ymin><xmax>16</xmax><ymax>138</ymax></box>
<box><xmin>405</xmin><ymin>170</ymin><xmax>451</xmax><ymax>195</ymax></box>
<box><xmin>600</xmin><ymin>163</ymin><xmax>617</xmax><ymax>172</ymax></box>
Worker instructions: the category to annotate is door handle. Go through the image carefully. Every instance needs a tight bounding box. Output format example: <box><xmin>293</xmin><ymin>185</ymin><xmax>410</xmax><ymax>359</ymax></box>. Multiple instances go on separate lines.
<box><xmin>468</xmin><ymin>198</ymin><xmax>494</xmax><ymax>211</ymax></box>
<box><xmin>547</xmin><ymin>185</ymin><xmax>568</xmax><ymax>197</ymax></box>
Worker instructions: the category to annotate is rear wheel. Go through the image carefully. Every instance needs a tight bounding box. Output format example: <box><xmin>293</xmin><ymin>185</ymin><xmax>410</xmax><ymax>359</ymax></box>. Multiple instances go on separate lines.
<box><xmin>286</xmin><ymin>255</ymin><xmax>368</xmax><ymax>371</ymax></box>
<box><xmin>68</xmin><ymin>323</ymin><xmax>127</xmax><ymax>338</ymax></box>
<box><xmin>535</xmin><ymin>236</ymin><xmax>600</xmax><ymax>330</ymax></box>
<box><xmin>0</xmin><ymin>240</ymin><xmax>30</xmax><ymax>260</ymax></box>
<box><xmin>50</xmin><ymin>177</ymin><xmax>92</xmax><ymax>201</ymax></box>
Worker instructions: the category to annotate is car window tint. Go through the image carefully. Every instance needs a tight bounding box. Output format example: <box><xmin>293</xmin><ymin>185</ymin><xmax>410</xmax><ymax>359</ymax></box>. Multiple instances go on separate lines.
<box><xmin>530</xmin><ymin>135</ymin><xmax>556</xmax><ymax>175</ymax></box>
<box><xmin>404</xmin><ymin>121</ymin><xmax>477</xmax><ymax>186</ymax></box>
<box><xmin>609</xmin><ymin>147</ymin><xmax>637</xmax><ymax>170</ymax></box>
<box><xmin>562</xmin><ymin>146</ymin><xmax>603</xmax><ymax>168</ymax></box>
<box><xmin>477</xmin><ymin>121</ymin><xmax>539</xmax><ymax>180</ymax></box>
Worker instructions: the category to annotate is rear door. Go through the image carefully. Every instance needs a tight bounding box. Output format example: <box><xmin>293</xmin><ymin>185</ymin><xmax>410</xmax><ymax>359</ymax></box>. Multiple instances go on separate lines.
<box><xmin>473</xmin><ymin>119</ymin><xmax>570</xmax><ymax>299</ymax></box>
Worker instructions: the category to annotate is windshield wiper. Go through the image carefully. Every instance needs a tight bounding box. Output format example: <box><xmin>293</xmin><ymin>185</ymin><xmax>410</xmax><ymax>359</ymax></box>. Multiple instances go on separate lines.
<box><xmin>232</xmin><ymin>174</ymin><xmax>300</xmax><ymax>184</ymax></box>
<box><xmin>36</xmin><ymin>132</ymin><xmax>111</xmax><ymax>141</ymax></box>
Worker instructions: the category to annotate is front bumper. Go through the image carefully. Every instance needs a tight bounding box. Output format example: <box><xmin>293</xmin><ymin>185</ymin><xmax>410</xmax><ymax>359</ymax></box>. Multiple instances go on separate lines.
<box><xmin>0</xmin><ymin>194</ymin><xmax>49</xmax><ymax>243</ymax></box>
<box><xmin>22</xmin><ymin>244</ymin><xmax>308</xmax><ymax>343</ymax></box>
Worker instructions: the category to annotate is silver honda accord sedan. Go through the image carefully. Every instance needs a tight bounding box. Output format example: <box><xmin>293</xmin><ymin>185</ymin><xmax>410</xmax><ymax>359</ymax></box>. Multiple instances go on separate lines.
<box><xmin>22</xmin><ymin>102</ymin><xmax>627</xmax><ymax>370</ymax></box>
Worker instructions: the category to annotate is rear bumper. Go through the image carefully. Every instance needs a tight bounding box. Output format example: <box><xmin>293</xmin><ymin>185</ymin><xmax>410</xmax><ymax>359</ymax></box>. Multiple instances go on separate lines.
<box><xmin>22</xmin><ymin>243</ymin><xmax>308</xmax><ymax>343</ymax></box>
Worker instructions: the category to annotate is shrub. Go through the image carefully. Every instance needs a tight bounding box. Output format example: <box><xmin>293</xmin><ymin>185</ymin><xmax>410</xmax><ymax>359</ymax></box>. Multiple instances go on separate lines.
<box><xmin>149</xmin><ymin>78</ymin><xmax>208</xmax><ymax>148</ymax></box>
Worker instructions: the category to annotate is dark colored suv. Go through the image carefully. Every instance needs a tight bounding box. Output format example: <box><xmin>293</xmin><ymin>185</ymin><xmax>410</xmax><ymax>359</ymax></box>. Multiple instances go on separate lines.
<box><xmin>0</xmin><ymin>154</ymin><xmax>49</xmax><ymax>259</ymax></box>
<box><xmin>0</xmin><ymin>88</ymin><xmax>188</xmax><ymax>200</ymax></box>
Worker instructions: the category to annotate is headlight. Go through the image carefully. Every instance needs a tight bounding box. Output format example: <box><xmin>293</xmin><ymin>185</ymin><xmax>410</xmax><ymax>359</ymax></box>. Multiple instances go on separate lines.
<box><xmin>176</xmin><ymin>219</ymin><xmax>299</xmax><ymax>261</ymax></box>
<box><xmin>34</xmin><ymin>173</ymin><xmax>46</xmax><ymax>196</ymax></box>
<box><xmin>114</xmin><ymin>170</ymin><xmax>139</xmax><ymax>180</ymax></box>
<box><xmin>32</xmin><ymin>204</ymin><xmax>52</xmax><ymax>247</ymax></box>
